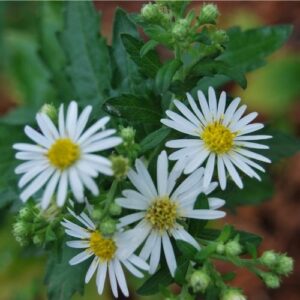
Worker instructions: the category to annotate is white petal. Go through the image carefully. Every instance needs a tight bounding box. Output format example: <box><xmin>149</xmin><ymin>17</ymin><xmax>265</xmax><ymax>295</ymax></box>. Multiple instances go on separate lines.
<box><xmin>166</xmin><ymin>139</ymin><xmax>202</xmax><ymax>148</ymax></box>
<box><xmin>216</xmin><ymin>91</ymin><xmax>226</xmax><ymax>119</ymax></box>
<box><xmin>36</xmin><ymin>113</ymin><xmax>59</xmax><ymax>141</ymax></box>
<box><xmin>235</xmin><ymin>148</ymin><xmax>271</xmax><ymax>163</ymax></box>
<box><xmin>81</xmin><ymin>129</ymin><xmax>117</xmax><ymax>148</ymax></box>
<box><xmin>173</xmin><ymin>99</ymin><xmax>200</xmax><ymax>127</ymax></box>
<box><xmin>24</xmin><ymin>126</ymin><xmax>51</xmax><ymax>148</ymax></box>
<box><xmin>223</xmin><ymin>97</ymin><xmax>241</xmax><ymax>126</ymax></box>
<box><xmin>78</xmin><ymin>172</ymin><xmax>99</xmax><ymax>196</ymax></box>
<box><xmin>113</xmin><ymin>259</ymin><xmax>129</xmax><ymax>297</ymax></box>
<box><xmin>41</xmin><ymin>170</ymin><xmax>60</xmax><ymax>209</ymax></box>
<box><xmin>230</xmin><ymin>112</ymin><xmax>258</xmax><ymax>131</ymax></box>
<box><xmin>161</xmin><ymin>119</ymin><xmax>198</xmax><ymax>136</ymax></box>
<box><xmin>83</xmin><ymin>137</ymin><xmax>122</xmax><ymax>153</ymax></box>
<box><xmin>83</xmin><ymin>154</ymin><xmax>112</xmax><ymax>167</ymax></box>
<box><xmin>186</xmin><ymin>93</ymin><xmax>206</xmax><ymax>124</ymax></box>
<box><xmin>69</xmin><ymin>250</ymin><xmax>93</xmax><ymax>265</ymax></box>
<box><xmin>165</xmin><ymin>110</ymin><xmax>198</xmax><ymax>132</ymax></box>
<box><xmin>129</xmin><ymin>254</ymin><xmax>149</xmax><ymax>271</ymax></box>
<box><xmin>140</xmin><ymin>230</ymin><xmax>158</xmax><ymax>260</ymax></box>
<box><xmin>233</xmin><ymin>151</ymin><xmax>265</xmax><ymax>172</ymax></box>
<box><xmin>184</xmin><ymin>209</ymin><xmax>226</xmax><ymax>219</ymax></box>
<box><xmin>122</xmin><ymin>189</ymin><xmax>150</xmax><ymax>203</ymax></box>
<box><xmin>108</xmin><ymin>261</ymin><xmax>118</xmax><ymax>298</ymax></box>
<box><xmin>67</xmin><ymin>240</ymin><xmax>90</xmax><ymax>249</ymax></box>
<box><xmin>85</xmin><ymin>256</ymin><xmax>99</xmax><ymax>283</ymax></box>
<box><xmin>157</xmin><ymin>151</ymin><xmax>168</xmax><ymax>196</ymax></box>
<box><xmin>15</xmin><ymin>160</ymin><xmax>46</xmax><ymax>174</ymax></box>
<box><xmin>217</xmin><ymin>156</ymin><xmax>227</xmax><ymax>190</ymax></box>
<box><xmin>183</xmin><ymin>149</ymin><xmax>210</xmax><ymax>174</ymax></box>
<box><xmin>66</xmin><ymin>101</ymin><xmax>78</xmax><ymax>139</ymax></box>
<box><xmin>18</xmin><ymin>162</ymin><xmax>49</xmax><ymax>188</ymax></box>
<box><xmin>58</xmin><ymin>104</ymin><xmax>65</xmax><ymax>136</ymax></box>
<box><xmin>235</xmin><ymin>141</ymin><xmax>269</xmax><ymax>150</ymax></box>
<box><xmin>235</xmin><ymin>134</ymin><xmax>272</xmax><ymax>141</ymax></box>
<box><xmin>118</xmin><ymin>212</ymin><xmax>145</xmax><ymax>227</ymax></box>
<box><xmin>56</xmin><ymin>171</ymin><xmax>68</xmax><ymax>207</ymax></box>
<box><xmin>238</xmin><ymin>123</ymin><xmax>264</xmax><ymax>136</ymax></box>
<box><xmin>116</xmin><ymin>197</ymin><xmax>148</xmax><ymax>210</ymax></box>
<box><xmin>203</xmin><ymin>153</ymin><xmax>215</xmax><ymax>187</ymax></box>
<box><xmin>75</xmin><ymin>105</ymin><xmax>92</xmax><ymax>141</ymax></box>
<box><xmin>96</xmin><ymin>261</ymin><xmax>107</xmax><ymax>294</ymax></box>
<box><xmin>167</xmin><ymin>159</ymin><xmax>185</xmax><ymax>194</ymax></box>
<box><xmin>208</xmin><ymin>197</ymin><xmax>225</xmax><ymax>209</ymax></box>
<box><xmin>122</xmin><ymin>260</ymin><xmax>143</xmax><ymax>278</ymax></box>
<box><xmin>162</xmin><ymin>233</ymin><xmax>177</xmax><ymax>276</ymax></box>
<box><xmin>223</xmin><ymin>155</ymin><xmax>243</xmax><ymax>188</ymax></box>
<box><xmin>172</xmin><ymin>227</ymin><xmax>200</xmax><ymax>250</ymax></box>
<box><xmin>61</xmin><ymin>219</ymin><xmax>90</xmax><ymax>238</ymax></box>
<box><xmin>13</xmin><ymin>143</ymin><xmax>46</xmax><ymax>153</ymax></box>
<box><xmin>208</xmin><ymin>86</ymin><xmax>217</xmax><ymax>117</ymax></box>
<box><xmin>69</xmin><ymin>168</ymin><xmax>84</xmax><ymax>202</ymax></box>
<box><xmin>67</xmin><ymin>207</ymin><xmax>95</xmax><ymax>230</ymax></box>
<box><xmin>197</xmin><ymin>90</ymin><xmax>212</xmax><ymax>123</ymax></box>
<box><xmin>228</xmin><ymin>104</ymin><xmax>247</xmax><ymax>127</ymax></box>
<box><xmin>169</xmin><ymin>146</ymin><xmax>201</xmax><ymax>161</ymax></box>
<box><xmin>77</xmin><ymin>116</ymin><xmax>110</xmax><ymax>144</ymax></box>
<box><xmin>20</xmin><ymin>167</ymin><xmax>55</xmax><ymax>202</ymax></box>
<box><xmin>15</xmin><ymin>152</ymin><xmax>45</xmax><ymax>160</ymax></box>
<box><xmin>149</xmin><ymin>235</ymin><xmax>161</xmax><ymax>274</ymax></box>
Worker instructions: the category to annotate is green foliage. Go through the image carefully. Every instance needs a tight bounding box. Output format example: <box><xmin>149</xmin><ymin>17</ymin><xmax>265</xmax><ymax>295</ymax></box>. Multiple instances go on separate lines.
<box><xmin>45</xmin><ymin>243</ymin><xmax>89</xmax><ymax>300</ymax></box>
<box><xmin>61</xmin><ymin>1</ymin><xmax>111</xmax><ymax>107</ymax></box>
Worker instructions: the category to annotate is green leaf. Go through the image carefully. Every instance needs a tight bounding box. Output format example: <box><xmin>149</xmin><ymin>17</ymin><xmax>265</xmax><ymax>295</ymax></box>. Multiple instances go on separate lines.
<box><xmin>45</xmin><ymin>242</ymin><xmax>89</xmax><ymax>300</ymax></box>
<box><xmin>61</xmin><ymin>1</ymin><xmax>111</xmax><ymax>107</ymax></box>
<box><xmin>143</xmin><ymin>24</ymin><xmax>173</xmax><ymax>47</ymax></box>
<box><xmin>217</xmin><ymin>224</ymin><xmax>233</xmax><ymax>243</ymax></box>
<box><xmin>121</xmin><ymin>34</ymin><xmax>161</xmax><ymax>78</ymax></box>
<box><xmin>195</xmin><ymin>243</ymin><xmax>217</xmax><ymax>262</ymax></box>
<box><xmin>111</xmin><ymin>8</ymin><xmax>140</xmax><ymax>89</ymax></box>
<box><xmin>155</xmin><ymin>59</ymin><xmax>182</xmax><ymax>93</ymax></box>
<box><xmin>103</xmin><ymin>94</ymin><xmax>162</xmax><ymax>124</ymax></box>
<box><xmin>214</xmin><ymin>174</ymin><xmax>274</xmax><ymax>208</ymax></box>
<box><xmin>218</xmin><ymin>25</ymin><xmax>293</xmax><ymax>73</ymax></box>
<box><xmin>174</xmin><ymin>259</ymin><xmax>189</xmax><ymax>285</ymax></box>
<box><xmin>245</xmin><ymin>242</ymin><xmax>257</xmax><ymax>258</ymax></box>
<box><xmin>140</xmin><ymin>39</ymin><xmax>159</xmax><ymax>57</ymax></box>
<box><xmin>137</xmin><ymin>264</ymin><xmax>173</xmax><ymax>296</ymax></box>
<box><xmin>176</xmin><ymin>240</ymin><xmax>198</xmax><ymax>260</ymax></box>
<box><xmin>222</xmin><ymin>272</ymin><xmax>236</xmax><ymax>281</ymax></box>
<box><xmin>140</xmin><ymin>127</ymin><xmax>171</xmax><ymax>153</ymax></box>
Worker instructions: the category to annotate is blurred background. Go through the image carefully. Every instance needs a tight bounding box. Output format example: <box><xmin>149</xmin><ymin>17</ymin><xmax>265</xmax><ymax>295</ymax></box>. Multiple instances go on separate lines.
<box><xmin>0</xmin><ymin>1</ymin><xmax>299</xmax><ymax>300</ymax></box>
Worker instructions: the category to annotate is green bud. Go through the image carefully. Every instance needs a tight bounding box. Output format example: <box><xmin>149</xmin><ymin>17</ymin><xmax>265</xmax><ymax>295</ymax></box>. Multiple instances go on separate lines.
<box><xmin>100</xmin><ymin>218</ymin><xmax>117</xmax><ymax>235</ymax></box>
<box><xmin>216</xmin><ymin>242</ymin><xmax>225</xmax><ymax>254</ymax></box>
<box><xmin>212</xmin><ymin>29</ymin><xmax>229</xmax><ymax>45</ymax></box>
<box><xmin>199</xmin><ymin>3</ymin><xmax>219</xmax><ymax>25</ymax></box>
<box><xmin>261</xmin><ymin>273</ymin><xmax>280</xmax><ymax>289</ymax></box>
<box><xmin>260</xmin><ymin>250</ymin><xmax>278</xmax><ymax>268</ymax></box>
<box><xmin>111</xmin><ymin>155</ymin><xmax>129</xmax><ymax>180</ymax></box>
<box><xmin>189</xmin><ymin>270</ymin><xmax>211</xmax><ymax>293</ymax></box>
<box><xmin>141</xmin><ymin>3</ymin><xmax>168</xmax><ymax>25</ymax></box>
<box><xmin>276</xmin><ymin>255</ymin><xmax>294</xmax><ymax>275</ymax></box>
<box><xmin>40</xmin><ymin>103</ymin><xmax>57</xmax><ymax>122</ymax></box>
<box><xmin>221</xmin><ymin>288</ymin><xmax>247</xmax><ymax>300</ymax></box>
<box><xmin>92</xmin><ymin>208</ymin><xmax>104</xmax><ymax>221</ymax></box>
<box><xmin>33</xmin><ymin>233</ymin><xmax>44</xmax><ymax>246</ymax></box>
<box><xmin>172</xmin><ymin>19</ymin><xmax>190</xmax><ymax>41</ymax></box>
<box><xmin>109</xmin><ymin>202</ymin><xmax>122</xmax><ymax>216</ymax></box>
<box><xmin>13</xmin><ymin>221</ymin><xmax>29</xmax><ymax>238</ymax></box>
<box><xmin>225</xmin><ymin>240</ymin><xmax>242</xmax><ymax>256</ymax></box>
<box><xmin>120</xmin><ymin>126</ymin><xmax>136</xmax><ymax>146</ymax></box>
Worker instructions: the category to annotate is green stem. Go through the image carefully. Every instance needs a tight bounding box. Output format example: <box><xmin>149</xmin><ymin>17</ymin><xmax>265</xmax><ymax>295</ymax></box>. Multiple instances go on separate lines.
<box><xmin>101</xmin><ymin>180</ymin><xmax>118</xmax><ymax>219</ymax></box>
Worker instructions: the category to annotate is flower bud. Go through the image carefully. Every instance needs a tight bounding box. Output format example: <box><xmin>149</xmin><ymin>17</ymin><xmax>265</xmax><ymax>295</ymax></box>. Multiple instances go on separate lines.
<box><xmin>225</xmin><ymin>240</ymin><xmax>242</xmax><ymax>256</ymax></box>
<box><xmin>109</xmin><ymin>202</ymin><xmax>122</xmax><ymax>216</ymax></box>
<box><xmin>276</xmin><ymin>255</ymin><xmax>294</xmax><ymax>275</ymax></box>
<box><xmin>260</xmin><ymin>250</ymin><xmax>278</xmax><ymax>268</ymax></box>
<box><xmin>261</xmin><ymin>273</ymin><xmax>280</xmax><ymax>289</ymax></box>
<box><xmin>120</xmin><ymin>126</ymin><xmax>136</xmax><ymax>146</ymax></box>
<box><xmin>172</xmin><ymin>19</ymin><xmax>190</xmax><ymax>41</ymax></box>
<box><xmin>216</xmin><ymin>242</ymin><xmax>225</xmax><ymax>254</ymax></box>
<box><xmin>100</xmin><ymin>218</ymin><xmax>117</xmax><ymax>236</ymax></box>
<box><xmin>189</xmin><ymin>269</ymin><xmax>211</xmax><ymax>293</ymax></box>
<box><xmin>33</xmin><ymin>233</ymin><xmax>44</xmax><ymax>246</ymax></box>
<box><xmin>13</xmin><ymin>221</ymin><xmax>29</xmax><ymax>238</ymax></box>
<box><xmin>221</xmin><ymin>288</ymin><xmax>247</xmax><ymax>300</ymax></box>
<box><xmin>92</xmin><ymin>208</ymin><xmax>104</xmax><ymax>221</ymax></box>
<box><xmin>111</xmin><ymin>155</ymin><xmax>129</xmax><ymax>180</ymax></box>
<box><xmin>199</xmin><ymin>4</ymin><xmax>219</xmax><ymax>25</ymax></box>
<box><xmin>40</xmin><ymin>103</ymin><xmax>57</xmax><ymax>122</ymax></box>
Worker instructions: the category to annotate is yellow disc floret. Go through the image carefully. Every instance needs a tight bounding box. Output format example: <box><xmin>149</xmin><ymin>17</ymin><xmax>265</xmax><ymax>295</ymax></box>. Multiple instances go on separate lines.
<box><xmin>146</xmin><ymin>196</ymin><xmax>177</xmax><ymax>231</ymax></box>
<box><xmin>89</xmin><ymin>231</ymin><xmax>116</xmax><ymax>261</ymax></box>
<box><xmin>47</xmin><ymin>138</ymin><xmax>80</xmax><ymax>169</ymax></box>
<box><xmin>201</xmin><ymin>122</ymin><xmax>236</xmax><ymax>154</ymax></box>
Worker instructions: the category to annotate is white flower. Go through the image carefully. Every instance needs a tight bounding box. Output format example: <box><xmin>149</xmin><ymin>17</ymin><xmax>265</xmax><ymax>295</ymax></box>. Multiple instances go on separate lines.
<box><xmin>13</xmin><ymin>101</ymin><xmax>122</xmax><ymax>209</ymax></box>
<box><xmin>62</xmin><ymin>208</ymin><xmax>149</xmax><ymax>298</ymax></box>
<box><xmin>161</xmin><ymin>87</ymin><xmax>271</xmax><ymax>190</ymax></box>
<box><xmin>116</xmin><ymin>151</ymin><xmax>225</xmax><ymax>276</ymax></box>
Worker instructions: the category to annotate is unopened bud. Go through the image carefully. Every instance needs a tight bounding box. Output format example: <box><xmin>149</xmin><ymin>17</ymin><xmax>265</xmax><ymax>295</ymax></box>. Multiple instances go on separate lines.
<box><xmin>221</xmin><ymin>288</ymin><xmax>247</xmax><ymax>300</ymax></box>
<box><xmin>40</xmin><ymin>103</ymin><xmax>57</xmax><ymax>122</ymax></box>
<box><xmin>260</xmin><ymin>251</ymin><xmax>278</xmax><ymax>268</ymax></box>
<box><xmin>92</xmin><ymin>208</ymin><xmax>104</xmax><ymax>221</ymax></box>
<box><xmin>111</xmin><ymin>155</ymin><xmax>129</xmax><ymax>180</ymax></box>
<box><xmin>261</xmin><ymin>272</ymin><xmax>280</xmax><ymax>289</ymax></box>
<box><xmin>172</xmin><ymin>19</ymin><xmax>190</xmax><ymax>41</ymax></box>
<box><xmin>225</xmin><ymin>240</ymin><xmax>242</xmax><ymax>256</ymax></box>
<box><xmin>189</xmin><ymin>270</ymin><xmax>211</xmax><ymax>293</ymax></box>
<box><xmin>100</xmin><ymin>218</ymin><xmax>117</xmax><ymax>236</ymax></box>
<box><xmin>109</xmin><ymin>202</ymin><xmax>122</xmax><ymax>216</ymax></box>
<box><xmin>33</xmin><ymin>233</ymin><xmax>44</xmax><ymax>246</ymax></box>
<box><xmin>199</xmin><ymin>4</ymin><xmax>219</xmax><ymax>25</ymax></box>
<box><xmin>216</xmin><ymin>242</ymin><xmax>225</xmax><ymax>254</ymax></box>
<box><xmin>276</xmin><ymin>255</ymin><xmax>294</xmax><ymax>275</ymax></box>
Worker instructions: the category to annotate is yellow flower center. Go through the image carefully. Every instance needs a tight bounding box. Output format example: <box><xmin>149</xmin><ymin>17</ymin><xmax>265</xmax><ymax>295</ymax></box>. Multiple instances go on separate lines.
<box><xmin>47</xmin><ymin>138</ymin><xmax>80</xmax><ymax>169</ymax></box>
<box><xmin>89</xmin><ymin>231</ymin><xmax>116</xmax><ymax>261</ymax></box>
<box><xmin>201</xmin><ymin>122</ymin><xmax>236</xmax><ymax>154</ymax></box>
<box><xmin>145</xmin><ymin>196</ymin><xmax>178</xmax><ymax>231</ymax></box>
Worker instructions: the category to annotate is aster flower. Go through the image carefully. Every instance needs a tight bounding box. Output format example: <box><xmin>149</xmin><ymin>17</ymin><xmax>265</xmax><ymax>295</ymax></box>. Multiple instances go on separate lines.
<box><xmin>116</xmin><ymin>151</ymin><xmax>225</xmax><ymax>276</ymax></box>
<box><xmin>13</xmin><ymin>101</ymin><xmax>122</xmax><ymax>209</ymax></box>
<box><xmin>62</xmin><ymin>208</ymin><xmax>149</xmax><ymax>298</ymax></box>
<box><xmin>161</xmin><ymin>87</ymin><xmax>271</xmax><ymax>189</ymax></box>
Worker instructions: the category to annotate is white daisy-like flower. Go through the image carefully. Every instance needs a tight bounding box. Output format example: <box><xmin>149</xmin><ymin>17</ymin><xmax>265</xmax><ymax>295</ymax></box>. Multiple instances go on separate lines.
<box><xmin>116</xmin><ymin>151</ymin><xmax>225</xmax><ymax>276</ymax></box>
<box><xmin>13</xmin><ymin>101</ymin><xmax>122</xmax><ymax>209</ymax></box>
<box><xmin>62</xmin><ymin>208</ymin><xmax>149</xmax><ymax>298</ymax></box>
<box><xmin>161</xmin><ymin>87</ymin><xmax>272</xmax><ymax>190</ymax></box>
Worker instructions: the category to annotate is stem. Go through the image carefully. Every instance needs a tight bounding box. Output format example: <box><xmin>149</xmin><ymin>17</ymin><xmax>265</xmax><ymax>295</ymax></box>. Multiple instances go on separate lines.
<box><xmin>101</xmin><ymin>180</ymin><xmax>118</xmax><ymax>219</ymax></box>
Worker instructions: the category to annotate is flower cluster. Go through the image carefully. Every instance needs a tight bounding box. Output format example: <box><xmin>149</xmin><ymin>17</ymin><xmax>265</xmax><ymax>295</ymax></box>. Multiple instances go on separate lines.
<box><xmin>11</xmin><ymin>84</ymin><xmax>281</xmax><ymax>298</ymax></box>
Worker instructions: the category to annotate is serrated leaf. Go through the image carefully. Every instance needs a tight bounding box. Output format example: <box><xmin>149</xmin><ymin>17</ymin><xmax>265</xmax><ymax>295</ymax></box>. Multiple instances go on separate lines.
<box><xmin>121</xmin><ymin>34</ymin><xmax>161</xmax><ymax>78</ymax></box>
<box><xmin>140</xmin><ymin>127</ymin><xmax>171</xmax><ymax>153</ymax></box>
<box><xmin>45</xmin><ymin>242</ymin><xmax>89</xmax><ymax>300</ymax></box>
<box><xmin>155</xmin><ymin>59</ymin><xmax>182</xmax><ymax>93</ymax></box>
<box><xmin>61</xmin><ymin>1</ymin><xmax>111</xmax><ymax>107</ymax></box>
<box><xmin>103</xmin><ymin>94</ymin><xmax>162</xmax><ymax>124</ymax></box>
